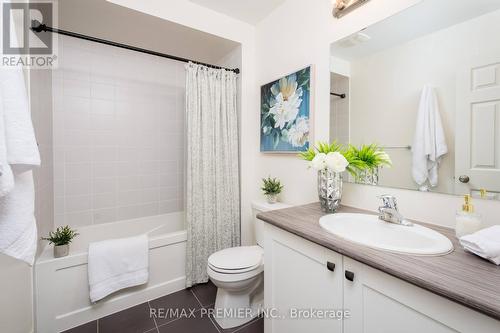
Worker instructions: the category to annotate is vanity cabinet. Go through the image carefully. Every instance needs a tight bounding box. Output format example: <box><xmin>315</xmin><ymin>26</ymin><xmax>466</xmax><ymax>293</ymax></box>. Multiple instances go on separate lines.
<box><xmin>264</xmin><ymin>224</ymin><xmax>500</xmax><ymax>333</ymax></box>
<box><xmin>263</xmin><ymin>224</ymin><xmax>343</xmax><ymax>333</ymax></box>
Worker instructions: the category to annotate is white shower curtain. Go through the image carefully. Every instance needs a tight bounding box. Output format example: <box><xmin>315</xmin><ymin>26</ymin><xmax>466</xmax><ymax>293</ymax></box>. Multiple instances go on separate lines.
<box><xmin>185</xmin><ymin>63</ymin><xmax>240</xmax><ymax>287</ymax></box>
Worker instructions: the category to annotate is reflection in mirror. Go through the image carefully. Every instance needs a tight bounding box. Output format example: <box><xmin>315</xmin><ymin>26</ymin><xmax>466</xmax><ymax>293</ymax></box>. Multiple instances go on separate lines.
<box><xmin>330</xmin><ymin>0</ymin><xmax>500</xmax><ymax>200</ymax></box>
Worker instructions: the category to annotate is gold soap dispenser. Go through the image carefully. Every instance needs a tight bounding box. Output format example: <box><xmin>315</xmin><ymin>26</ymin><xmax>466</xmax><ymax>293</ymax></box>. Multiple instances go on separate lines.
<box><xmin>455</xmin><ymin>195</ymin><xmax>482</xmax><ymax>238</ymax></box>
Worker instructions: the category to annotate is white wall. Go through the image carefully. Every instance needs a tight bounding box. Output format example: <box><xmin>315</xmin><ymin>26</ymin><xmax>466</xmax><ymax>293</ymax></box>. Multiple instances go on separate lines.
<box><xmin>348</xmin><ymin>9</ymin><xmax>500</xmax><ymax>193</ymax></box>
<box><xmin>330</xmin><ymin>56</ymin><xmax>351</xmax><ymax>77</ymax></box>
<box><xmin>254</xmin><ymin>0</ymin><xmax>500</xmax><ymax>229</ymax></box>
<box><xmin>52</xmin><ymin>35</ymin><xmax>185</xmax><ymax>228</ymax></box>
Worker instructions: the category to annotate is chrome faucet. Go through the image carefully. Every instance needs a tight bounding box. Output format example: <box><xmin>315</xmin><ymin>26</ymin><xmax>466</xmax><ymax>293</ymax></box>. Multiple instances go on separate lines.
<box><xmin>378</xmin><ymin>195</ymin><xmax>413</xmax><ymax>227</ymax></box>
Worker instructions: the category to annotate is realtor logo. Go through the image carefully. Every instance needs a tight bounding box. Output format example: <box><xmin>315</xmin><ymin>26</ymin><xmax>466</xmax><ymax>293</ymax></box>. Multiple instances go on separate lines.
<box><xmin>2</xmin><ymin>1</ymin><xmax>56</xmax><ymax>68</ymax></box>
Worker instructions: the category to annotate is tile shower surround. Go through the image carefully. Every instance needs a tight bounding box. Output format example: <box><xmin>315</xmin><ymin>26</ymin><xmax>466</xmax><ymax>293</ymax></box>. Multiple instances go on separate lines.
<box><xmin>53</xmin><ymin>36</ymin><xmax>186</xmax><ymax>227</ymax></box>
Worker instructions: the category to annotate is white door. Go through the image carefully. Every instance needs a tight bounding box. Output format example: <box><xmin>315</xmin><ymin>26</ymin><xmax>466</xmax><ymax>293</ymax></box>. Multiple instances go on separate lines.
<box><xmin>264</xmin><ymin>224</ymin><xmax>343</xmax><ymax>333</ymax></box>
<box><xmin>456</xmin><ymin>59</ymin><xmax>500</xmax><ymax>195</ymax></box>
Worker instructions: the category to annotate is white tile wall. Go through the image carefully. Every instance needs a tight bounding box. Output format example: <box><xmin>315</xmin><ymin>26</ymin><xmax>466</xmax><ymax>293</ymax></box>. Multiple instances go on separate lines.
<box><xmin>53</xmin><ymin>36</ymin><xmax>185</xmax><ymax>227</ymax></box>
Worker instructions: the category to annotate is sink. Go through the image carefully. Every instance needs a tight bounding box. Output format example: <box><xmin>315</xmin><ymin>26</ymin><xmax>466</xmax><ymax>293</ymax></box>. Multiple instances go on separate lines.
<box><xmin>319</xmin><ymin>213</ymin><xmax>453</xmax><ymax>256</ymax></box>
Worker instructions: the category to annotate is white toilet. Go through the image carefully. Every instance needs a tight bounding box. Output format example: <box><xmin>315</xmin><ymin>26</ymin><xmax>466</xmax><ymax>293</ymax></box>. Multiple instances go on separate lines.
<box><xmin>207</xmin><ymin>201</ymin><xmax>290</xmax><ymax>329</ymax></box>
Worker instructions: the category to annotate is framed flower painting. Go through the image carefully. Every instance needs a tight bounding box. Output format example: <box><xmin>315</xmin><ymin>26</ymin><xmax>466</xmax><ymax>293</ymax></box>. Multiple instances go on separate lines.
<box><xmin>260</xmin><ymin>66</ymin><xmax>312</xmax><ymax>153</ymax></box>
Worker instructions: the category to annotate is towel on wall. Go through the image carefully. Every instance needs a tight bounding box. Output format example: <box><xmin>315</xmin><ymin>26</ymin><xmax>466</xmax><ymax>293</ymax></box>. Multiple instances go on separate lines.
<box><xmin>0</xmin><ymin>63</ymin><xmax>41</xmax><ymax>265</ymax></box>
<box><xmin>460</xmin><ymin>226</ymin><xmax>500</xmax><ymax>265</ymax></box>
<box><xmin>411</xmin><ymin>85</ymin><xmax>448</xmax><ymax>188</ymax></box>
<box><xmin>88</xmin><ymin>235</ymin><xmax>149</xmax><ymax>302</ymax></box>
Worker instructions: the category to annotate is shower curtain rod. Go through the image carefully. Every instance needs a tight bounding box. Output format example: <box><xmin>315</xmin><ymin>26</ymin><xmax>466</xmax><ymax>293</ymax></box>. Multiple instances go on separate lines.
<box><xmin>330</xmin><ymin>92</ymin><xmax>346</xmax><ymax>98</ymax></box>
<box><xmin>31</xmin><ymin>20</ymin><xmax>240</xmax><ymax>74</ymax></box>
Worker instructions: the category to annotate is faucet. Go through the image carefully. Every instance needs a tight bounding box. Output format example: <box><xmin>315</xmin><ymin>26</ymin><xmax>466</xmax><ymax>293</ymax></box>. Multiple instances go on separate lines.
<box><xmin>378</xmin><ymin>195</ymin><xmax>413</xmax><ymax>227</ymax></box>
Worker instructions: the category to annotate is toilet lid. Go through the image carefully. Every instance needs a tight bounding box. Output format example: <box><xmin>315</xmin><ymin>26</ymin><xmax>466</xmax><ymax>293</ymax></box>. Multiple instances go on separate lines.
<box><xmin>208</xmin><ymin>246</ymin><xmax>263</xmax><ymax>270</ymax></box>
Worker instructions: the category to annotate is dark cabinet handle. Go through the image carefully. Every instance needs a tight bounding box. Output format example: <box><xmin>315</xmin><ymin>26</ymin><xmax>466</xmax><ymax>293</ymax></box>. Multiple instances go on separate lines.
<box><xmin>345</xmin><ymin>270</ymin><xmax>355</xmax><ymax>281</ymax></box>
<box><xmin>327</xmin><ymin>261</ymin><xmax>336</xmax><ymax>272</ymax></box>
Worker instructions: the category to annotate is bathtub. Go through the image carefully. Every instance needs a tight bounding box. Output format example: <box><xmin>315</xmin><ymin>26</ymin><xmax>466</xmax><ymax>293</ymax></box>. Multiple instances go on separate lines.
<box><xmin>35</xmin><ymin>212</ymin><xmax>187</xmax><ymax>333</ymax></box>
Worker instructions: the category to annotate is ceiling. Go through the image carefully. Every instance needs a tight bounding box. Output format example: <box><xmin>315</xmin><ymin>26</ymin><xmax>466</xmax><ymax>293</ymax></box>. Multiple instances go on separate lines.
<box><xmin>189</xmin><ymin>0</ymin><xmax>286</xmax><ymax>24</ymax></box>
<box><xmin>59</xmin><ymin>0</ymin><xmax>239</xmax><ymax>64</ymax></box>
<box><xmin>331</xmin><ymin>0</ymin><xmax>500</xmax><ymax>61</ymax></box>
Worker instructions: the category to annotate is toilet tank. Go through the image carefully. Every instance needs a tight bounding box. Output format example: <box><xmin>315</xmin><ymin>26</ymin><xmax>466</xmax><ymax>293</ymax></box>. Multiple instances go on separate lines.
<box><xmin>251</xmin><ymin>201</ymin><xmax>291</xmax><ymax>247</ymax></box>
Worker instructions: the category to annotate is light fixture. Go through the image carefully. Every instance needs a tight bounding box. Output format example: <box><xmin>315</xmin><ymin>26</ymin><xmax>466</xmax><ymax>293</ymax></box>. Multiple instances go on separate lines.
<box><xmin>333</xmin><ymin>0</ymin><xmax>371</xmax><ymax>18</ymax></box>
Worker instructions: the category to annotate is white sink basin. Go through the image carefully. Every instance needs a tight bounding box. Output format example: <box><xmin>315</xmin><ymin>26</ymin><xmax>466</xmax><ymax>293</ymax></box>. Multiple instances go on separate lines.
<box><xmin>319</xmin><ymin>213</ymin><xmax>453</xmax><ymax>256</ymax></box>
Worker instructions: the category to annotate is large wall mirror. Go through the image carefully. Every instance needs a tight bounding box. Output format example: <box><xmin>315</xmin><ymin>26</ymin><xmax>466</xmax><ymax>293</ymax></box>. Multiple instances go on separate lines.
<box><xmin>330</xmin><ymin>0</ymin><xmax>500</xmax><ymax>200</ymax></box>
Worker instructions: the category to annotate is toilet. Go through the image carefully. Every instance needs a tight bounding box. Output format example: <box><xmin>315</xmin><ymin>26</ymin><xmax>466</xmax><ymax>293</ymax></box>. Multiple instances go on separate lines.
<box><xmin>207</xmin><ymin>201</ymin><xmax>291</xmax><ymax>329</ymax></box>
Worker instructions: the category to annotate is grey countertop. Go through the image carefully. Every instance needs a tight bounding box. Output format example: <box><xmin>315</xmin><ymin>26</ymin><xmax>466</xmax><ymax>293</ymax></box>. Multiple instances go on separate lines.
<box><xmin>257</xmin><ymin>203</ymin><xmax>500</xmax><ymax>320</ymax></box>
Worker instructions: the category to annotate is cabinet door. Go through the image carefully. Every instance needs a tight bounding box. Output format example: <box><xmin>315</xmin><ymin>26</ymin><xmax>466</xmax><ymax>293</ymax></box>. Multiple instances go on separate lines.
<box><xmin>264</xmin><ymin>224</ymin><xmax>343</xmax><ymax>333</ymax></box>
<box><xmin>343</xmin><ymin>257</ymin><xmax>500</xmax><ymax>333</ymax></box>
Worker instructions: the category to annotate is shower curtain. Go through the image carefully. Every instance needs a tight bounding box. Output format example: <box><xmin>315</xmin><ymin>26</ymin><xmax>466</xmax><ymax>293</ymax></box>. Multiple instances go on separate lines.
<box><xmin>185</xmin><ymin>63</ymin><xmax>240</xmax><ymax>287</ymax></box>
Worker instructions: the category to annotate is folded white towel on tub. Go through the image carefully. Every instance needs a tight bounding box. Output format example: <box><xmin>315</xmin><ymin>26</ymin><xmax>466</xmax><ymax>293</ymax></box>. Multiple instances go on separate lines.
<box><xmin>88</xmin><ymin>234</ymin><xmax>149</xmax><ymax>302</ymax></box>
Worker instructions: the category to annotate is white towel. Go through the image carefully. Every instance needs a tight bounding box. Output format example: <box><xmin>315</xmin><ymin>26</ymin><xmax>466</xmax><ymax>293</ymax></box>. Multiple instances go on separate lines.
<box><xmin>0</xmin><ymin>61</ymin><xmax>41</xmax><ymax>265</ymax></box>
<box><xmin>88</xmin><ymin>235</ymin><xmax>149</xmax><ymax>302</ymax></box>
<box><xmin>412</xmin><ymin>85</ymin><xmax>448</xmax><ymax>188</ymax></box>
<box><xmin>0</xmin><ymin>167</ymin><xmax>38</xmax><ymax>264</ymax></box>
<box><xmin>460</xmin><ymin>226</ymin><xmax>500</xmax><ymax>265</ymax></box>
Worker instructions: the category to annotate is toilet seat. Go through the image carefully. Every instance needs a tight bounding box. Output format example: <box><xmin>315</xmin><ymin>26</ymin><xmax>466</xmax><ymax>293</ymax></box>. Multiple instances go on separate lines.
<box><xmin>207</xmin><ymin>262</ymin><xmax>263</xmax><ymax>282</ymax></box>
<box><xmin>207</xmin><ymin>246</ymin><xmax>264</xmax><ymax>281</ymax></box>
<box><xmin>208</xmin><ymin>246</ymin><xmax>263</xmax><ymax>271</ymax></box>
<box><xmin>208</xmin><ymin>261</ymin><xmax>261</xmax><ymax>274</ymax></box>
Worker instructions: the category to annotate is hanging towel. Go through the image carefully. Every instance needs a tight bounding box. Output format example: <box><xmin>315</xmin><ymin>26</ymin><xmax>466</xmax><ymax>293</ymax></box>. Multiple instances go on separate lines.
<box><xmin>88</xmin><ymin>235</ymin><xmax>149</xmax><ymax>302</ymax></box>
<box><xmin>460</xmin><ymin>226</ymin><xmax>500</xmax><ymax>265</ymax></box>
<box><xmin>0</xmin><ymin>62</ymin><xmax>41</xmax><ymax>265</ymax></box>
<box><xmin>411</xmin><ymin>85</ymin><xmax>448</xmax><ymax>188</ymax></box>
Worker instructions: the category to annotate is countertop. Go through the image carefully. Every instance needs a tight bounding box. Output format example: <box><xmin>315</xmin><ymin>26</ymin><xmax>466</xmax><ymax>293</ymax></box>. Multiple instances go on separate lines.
<box><xmin>257</xmin><ymin>203</ymin><xmax>500</xmax><ymax>320</ymax></box>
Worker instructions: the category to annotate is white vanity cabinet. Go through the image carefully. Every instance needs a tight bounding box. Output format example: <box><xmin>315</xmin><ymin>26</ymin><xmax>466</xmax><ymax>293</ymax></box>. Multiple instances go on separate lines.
<box><xmin>264</xmin><ymin>224</ymin><xmax>500</xmax><ymax>333</ymax></box>
<box><xmin>343</xmin><ymin>257</ymin><xmax>500</xmax><ymax>333</ymax></box>
<box><xmin>264</xmin><ymin>224</ymin><xmax>344</xmax><ymax>333</ymax></box>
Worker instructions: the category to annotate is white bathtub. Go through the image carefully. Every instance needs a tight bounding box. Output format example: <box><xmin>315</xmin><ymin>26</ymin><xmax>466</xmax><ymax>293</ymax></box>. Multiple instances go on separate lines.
<box><xmin>35</xmin><ymin>212</ymin><xmax>187</xmax><ymax>333</ymax></box>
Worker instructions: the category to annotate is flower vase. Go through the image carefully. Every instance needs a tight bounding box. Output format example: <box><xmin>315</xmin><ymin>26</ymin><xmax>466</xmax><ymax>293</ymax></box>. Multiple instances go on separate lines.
<box><xmin>355</xmin><ymin>167</ymin><xmax>380</xmax><ymax>185</ymax></box>
<box><xmin>318</xmin><ymin>169</ymin><xmax>343</xmax><ymax>213</ymax></box>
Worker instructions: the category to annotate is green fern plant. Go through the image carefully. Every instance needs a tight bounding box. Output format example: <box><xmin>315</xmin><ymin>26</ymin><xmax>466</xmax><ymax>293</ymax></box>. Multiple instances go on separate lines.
<box><xmin>346</xmin><ymin>144</ymin><xmax>392</xmax><ymax>170</ymax></box>
<box><xmin>261</xmin><ymin>177</ymin><xmax>284</xmax><ymax>195</ymax></box>
<box><xmin>42</xmin><ymin>226</ymin><xmax>79</xmax><ymax>246</ymax></box>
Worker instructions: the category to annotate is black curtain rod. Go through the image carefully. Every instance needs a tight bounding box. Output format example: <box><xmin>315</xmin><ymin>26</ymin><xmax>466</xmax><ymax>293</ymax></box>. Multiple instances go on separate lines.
<box><xmin>330</xmin><ymin>92</ymin><xmax>346</xmax><ymax>98</ymax></box>
<box><xmin>30</xmin><ymin>20</ymin><xmax>240</xmax><ymax>74</ymax></box>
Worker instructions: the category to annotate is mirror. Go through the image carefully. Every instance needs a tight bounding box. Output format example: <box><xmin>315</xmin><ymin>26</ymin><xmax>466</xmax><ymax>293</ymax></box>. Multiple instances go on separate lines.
<box><xmin>329</xmin><ymin>0</ymin><xmax>500</xmax><ymax>200</ymax></box>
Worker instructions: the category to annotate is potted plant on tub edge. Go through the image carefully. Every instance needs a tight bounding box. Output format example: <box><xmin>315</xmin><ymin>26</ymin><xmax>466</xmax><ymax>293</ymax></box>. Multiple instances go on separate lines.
<box><xmin>42</xmin><ymin>226</ymin><xmax>79</xmax><ymax>258</ymax></box>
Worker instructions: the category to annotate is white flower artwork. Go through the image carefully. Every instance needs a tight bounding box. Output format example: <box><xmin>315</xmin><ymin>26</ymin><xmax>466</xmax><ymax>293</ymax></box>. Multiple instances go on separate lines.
<box><xmin>260</xmin><ymin>66</ymin><xmax>312</xmax><ymax>152</ymax></box>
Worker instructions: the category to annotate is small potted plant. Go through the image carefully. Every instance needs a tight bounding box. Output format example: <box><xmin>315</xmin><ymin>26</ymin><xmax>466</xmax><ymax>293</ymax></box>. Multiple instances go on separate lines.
<box><xmin>261</xmin><ymin>176</ymin><xmax>284</xmax><ymax>204</ymax></box>
<box><xmin>42</xmin><ymin>226</ymin><xmax>79</xmax><ymax>258</ymax></box>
